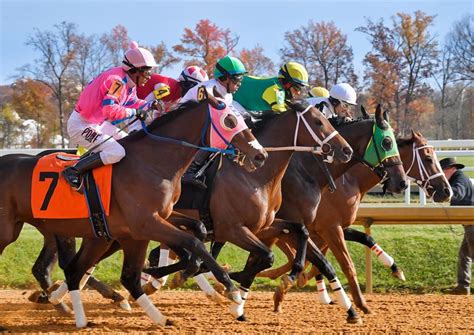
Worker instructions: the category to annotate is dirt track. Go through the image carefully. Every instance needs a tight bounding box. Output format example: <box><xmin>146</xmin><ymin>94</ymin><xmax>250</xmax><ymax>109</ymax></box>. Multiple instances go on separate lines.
<box><xmin>0</xmin><ymin>289</ymin><xmax>472</xmax><ymax>333</ymax></box>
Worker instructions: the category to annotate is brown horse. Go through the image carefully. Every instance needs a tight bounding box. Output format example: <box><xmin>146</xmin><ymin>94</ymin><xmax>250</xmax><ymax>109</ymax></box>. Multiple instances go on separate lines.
<box><xmin>43</xmin><ymin>100</ymin><xmax>353</xmax><ymax>321</ymax></box>
<box><xmin>261</xmin><ymin>129</ymin><xmax>451</xmax><ymax>314</ymax></box>
<box><xmin>0</xmin><ymin>98</ymin><xmax>268</xmax><ymax>328</ymax></box>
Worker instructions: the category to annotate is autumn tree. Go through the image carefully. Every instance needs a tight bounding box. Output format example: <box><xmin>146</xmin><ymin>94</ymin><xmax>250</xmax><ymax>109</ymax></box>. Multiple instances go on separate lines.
<box><xmin>100</xmin><ymin>24</ymin><xmax>130</xmax><ymax>67</ymax></box>
<box><xmin>280</xmin><ymin>20</ymin><xmax>357</xmax><ymax>88</ymax></box>
<box><xmin>173</xmin><ymin>19</ymin><xmax>239</xmax><ymax>76</ymax></box>
<box><xmin>358</xmin><ymin>11</ymin><xmax>438</xmax><ymax>136</ymax></box>
<box><xmin>0</xmin><ymin>103</ymin><xmax>22</xmax><ymax>148</ymax></box>
<box><xmin>238</xmin><ymin>46</ymin><xmax>274</xmax><ymax>76</ymax></box>
<box><xmin>148</xmin><ymin>42</ymin><xmax>181</xmax><ymax>73</ymax></box>
<box><xmin>10</xmin><ymin>79</ymin><xmax>57</xmax><ymax>147</ymax></box>
<box><xmin>22</xmin><ymin>21</ymin><xmax>79</xmax><ymax>147</ymax></box>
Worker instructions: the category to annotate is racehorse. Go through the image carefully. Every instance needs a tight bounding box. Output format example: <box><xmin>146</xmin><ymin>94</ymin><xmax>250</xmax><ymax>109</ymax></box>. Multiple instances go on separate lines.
<box><xmin>0</xmin><ymin>97</ymin><xmax>268</xmax><ymax>328</ymax></box>
<box><xmin>261</xmin><ymin>127</ymin><xmax>451</xmax><ymax>314</ymax></box>
<box><xmin>32</xmin><ymin>99</ymin><xmax>353</xmax><ymax>323</ymax></box>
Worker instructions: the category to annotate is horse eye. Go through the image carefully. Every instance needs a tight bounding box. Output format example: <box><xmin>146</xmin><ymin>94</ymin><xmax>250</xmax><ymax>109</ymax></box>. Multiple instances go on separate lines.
<box><xmin>424</xmin><ymin>155</ymin><xmax>433</xmax><ymax>163</ymax></box>
<box><xmin>381</xmin><ymin>137</ymin><xmax>393</xmax><ymax>151</ymax></box>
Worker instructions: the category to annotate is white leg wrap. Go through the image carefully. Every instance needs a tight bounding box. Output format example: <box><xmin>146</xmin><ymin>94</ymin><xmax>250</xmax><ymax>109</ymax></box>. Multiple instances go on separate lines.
<box><xmin>79</xmin><ymin>266</ymin><xmax>96</xmax><ymax>290</ymax></box>
<box><xmin>316</xmin><ymin>279</ymin><xmax>332</xmax><ymax>304</ymax></box>
<box><xmin>140</xmin><ymin>272</ymin><xmax>152</xmax><ymax>286</ymax></box>
<box><xmin>194</xmin><ymin>274</ymin><xmax>215</xmax><ymax>295</ymax></box>
<box><xmin>70</xmin><ymin>290</ymin><xmax>88</xmax><ymax>328</ymax></box>
<box><xmin>329</xmin><ymin>278</ymin><xmax>352</xmax><ymax>311</ymax></box>
<box><xmin>136</xmin><ymin>294</ymin><xmax>167</xmax><ymax>326</ymax></box>
<box><xmin>49</xmin><ymin>282</ymin><xmax>68</xmax><ymax>305</ymax></box>
<box><xmin>371</xmin><ymin>244</ymin><xmax>394</xmax><ymax>267</ymax></box>
<box><xmin>229</xmin><ymin>288</ymin><xmax>248</xmax><ymax>318</ymax></box>
<box><xmin>157</xmin><ymin>249</ymin><xmax>173</xmax><ymax>285</ymax></box>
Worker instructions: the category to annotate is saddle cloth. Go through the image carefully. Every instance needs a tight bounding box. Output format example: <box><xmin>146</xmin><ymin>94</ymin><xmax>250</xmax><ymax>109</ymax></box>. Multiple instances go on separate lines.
<box><xmin>31</xmin><ymin>153</ymin><xmax>112</xmax><ymax>219</ymax></box>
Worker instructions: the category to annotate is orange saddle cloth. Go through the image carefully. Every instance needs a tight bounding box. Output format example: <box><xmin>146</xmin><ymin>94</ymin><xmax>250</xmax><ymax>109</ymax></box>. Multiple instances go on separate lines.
<box><xmin>31</xmin><ymin>153</ymin><xmax>112</xmax><ymax>219</ymax></box>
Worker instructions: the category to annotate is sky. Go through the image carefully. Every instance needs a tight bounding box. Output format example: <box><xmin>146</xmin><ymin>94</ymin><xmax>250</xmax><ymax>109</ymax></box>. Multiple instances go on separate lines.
<box><xmin>0</xmin><ymin>0</ymin><xmax>472</xmax><ymax>86</ymax></box>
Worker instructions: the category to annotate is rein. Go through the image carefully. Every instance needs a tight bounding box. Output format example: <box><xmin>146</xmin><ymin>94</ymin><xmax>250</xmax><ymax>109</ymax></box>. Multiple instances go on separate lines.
<box><xmin>405</xmin><ymin>143</ymin><xmax>446</xmax><ymax>192</ymax></box>
<box><xmin>139</xmin><ymin>104</ymin><xmax>238</xmax><ymax>157</ymax></box>
<box><xmin>264</xmin><ymin>105</ymin><xmax>339</xmax><ymax>162</ymax></box>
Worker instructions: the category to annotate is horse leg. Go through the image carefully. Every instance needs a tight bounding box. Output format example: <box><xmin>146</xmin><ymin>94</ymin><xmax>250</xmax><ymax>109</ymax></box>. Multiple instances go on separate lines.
<box><xmin>255</xmin><ymin>221</ymin><xmax>309</xmax><ymax>313</ymax></box>
<box><xmin>321</xmin><ymin>226</ymin><xmax>370</xmax><ymax>314</ymax></box>
<box><xmin>139</xmin><ymin>215</ymin><xmax>241</xmax><ymax>305</ymax></box>
<box><xmin>257</xmin><ymin>239</ymin><xmax>296</xmax><ymax>279</ymax></box>
<box><xmin>305</xmin><ymin>238</ymin><xmax>362</xmax><ymax>324</ymax></box>
<box><xmin>119</xmin><ymin>239</ymin><xmax>172</xmax><ymax>327</ymax></box>
<box><xmin>61</xmin><ymin>238</ymin><xmax>113</xmax><ymax>328</ymax></box>
<box><xmin>344</xmin><ymin>228</ymin><xmax>405</xmax><ymax>281</ymax></box>
<box><xmin>222</xmin><ymin>226</ymin><xmax>274</xmax><ymax>321</ymax></box>
<box><xmin>30</xmin><ymin>232</ymin><xmax>59</xmax><ymax>304</ymax></box>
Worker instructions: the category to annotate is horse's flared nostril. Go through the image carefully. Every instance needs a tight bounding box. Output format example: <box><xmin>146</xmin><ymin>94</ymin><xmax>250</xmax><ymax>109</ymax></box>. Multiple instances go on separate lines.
<box><xmin>253</xmin><ymin>153</ymin><xmax>266</xmax><ymax>168</ymax></box>
<box><xmin>443</xmin><ymin>187</ymin><xmax>451</xmax><ymax>196</ymax></box>
<box><xmin>400</xmin><ymin>180</ymin><xmax>408</xmax><ymax>190</ymax></box>
<box><xmin>343</xmin><ymin>146</ymin><xmax>353</xmax><ymax>157</ymax></box>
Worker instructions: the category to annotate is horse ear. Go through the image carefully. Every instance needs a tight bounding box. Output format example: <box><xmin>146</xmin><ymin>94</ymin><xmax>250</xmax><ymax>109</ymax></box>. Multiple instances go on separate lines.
<box><xmin>360</xmin><ymin>105</ymin><xmax>370</xmax><ymax>119</ymax></box>
<box><xmin>383</xmin><ymin>109</ymin><xmax>390</xmax><ymax>123</ymax></box>
<box><xmin>375</xmin><ymin>104</ymin><xmax>388</xmax><ymax>130</ymax></box>
<box><xmin>212</xmin><ymin>86</ymin><xmax>223</xmax><ymax>99</ymax></box>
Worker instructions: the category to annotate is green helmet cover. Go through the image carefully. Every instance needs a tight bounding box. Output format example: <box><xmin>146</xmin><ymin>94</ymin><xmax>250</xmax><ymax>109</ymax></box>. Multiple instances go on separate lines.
<box><xmin>214</xmin><ymin>56</ymin><xmax>247</xmax><ymax>78</ymax></box>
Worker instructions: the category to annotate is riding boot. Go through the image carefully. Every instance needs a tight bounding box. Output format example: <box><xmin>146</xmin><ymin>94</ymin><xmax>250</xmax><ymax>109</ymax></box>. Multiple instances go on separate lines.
<box><xmin>62</xmin><ymin>152</ymin><xmax>104</xmax><ymax>190</ymax></box>
<box><xmin>182</xmin><ymin>150</ymin><xmax>210</xmax><ymax>190</ymax></box>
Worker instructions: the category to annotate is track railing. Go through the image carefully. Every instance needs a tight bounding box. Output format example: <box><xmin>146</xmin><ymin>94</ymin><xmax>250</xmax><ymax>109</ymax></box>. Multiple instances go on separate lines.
<box><xmin>355</xmin><ymin>204</ymin><xmax>474</xmax><ymax>293</ymax></box>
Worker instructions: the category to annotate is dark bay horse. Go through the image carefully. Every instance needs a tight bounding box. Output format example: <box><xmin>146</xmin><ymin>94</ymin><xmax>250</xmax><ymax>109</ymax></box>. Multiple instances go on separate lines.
<box><xmin>0</xmin><ymin>99</ymin><xmax>267</xmax><ymax>328</ymax></box>
<box><xmin>262</xmin><ymin>129</ymin><xmax>451</xmax><ymax>314</ymax></box>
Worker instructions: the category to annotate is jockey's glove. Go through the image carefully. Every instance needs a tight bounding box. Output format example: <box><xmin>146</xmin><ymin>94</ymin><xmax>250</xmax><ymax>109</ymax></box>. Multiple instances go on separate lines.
<box><xmin>136</xmin><ymin>109</ymin><xmax>148</xmax><ymax>121</ymax></box>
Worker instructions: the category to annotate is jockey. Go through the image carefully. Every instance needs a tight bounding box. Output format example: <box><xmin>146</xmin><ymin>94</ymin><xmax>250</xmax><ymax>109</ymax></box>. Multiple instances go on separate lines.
<box><xmin>180</xmin><ymin>55</ymin><xmax>247</xmax><ymax>189</ymax></box>
<box><xmin>136</xmin><ymin>65</ymin><xmax>209</xmax><ymax>108</ymax></box>
<box><xmin>62</xmin><ymin>41</ymin><xmax>159</xmax><ymax>190</ymax></box>
<box><xmin>232</xmin><ymin>61</ymin><xmax>310</xmax><ymax>120</ymax></box>
<box><xmin>308</xmin><ymin>86</ymin><xmax>329</xmax><ymax>98</ymax></box>
<box><xmin>130</xmin><ymin>66</ymin><xmax>209</xmax><ymax>131</ymax></box>
<box><xmin>307</xmin><ymin>83</ymin><xmax>357</xmax><ymax>120</ymax></box>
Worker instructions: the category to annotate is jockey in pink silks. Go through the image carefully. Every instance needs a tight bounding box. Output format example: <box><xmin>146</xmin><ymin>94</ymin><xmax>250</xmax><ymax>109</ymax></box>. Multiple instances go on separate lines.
<box><xmin>62</xmin><ymin>41</ymin><xmax>159</xmax><ymax>190</ymax></box>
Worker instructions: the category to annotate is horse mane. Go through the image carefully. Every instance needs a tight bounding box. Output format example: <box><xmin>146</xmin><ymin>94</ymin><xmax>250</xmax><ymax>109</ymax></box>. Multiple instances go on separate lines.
<box><xmin>121</xmin><ymin>101</ymin><xmax>202</xmax><ymax>143</ymax></box>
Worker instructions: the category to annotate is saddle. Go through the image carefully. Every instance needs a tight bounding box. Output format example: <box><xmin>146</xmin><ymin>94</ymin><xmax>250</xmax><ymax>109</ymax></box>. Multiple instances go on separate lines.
<box><xmin>174</xmin><ymin>155</ymin><xmax>221</xmax><ymax>237</ymax></box>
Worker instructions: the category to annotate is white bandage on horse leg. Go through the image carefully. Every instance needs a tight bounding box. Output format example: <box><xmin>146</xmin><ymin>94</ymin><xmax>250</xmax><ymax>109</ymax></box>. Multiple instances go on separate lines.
<box><xmin>157</xmin><ymin>249</ymin><xmax>172</xmax><ymax>285</ymax></box>
<box><xmin>229</xmin><ymin>287</ymin><xmax>249</xmax><ymax>318</ymax></box>
<box><xmin>79</xmin><ymin>266</ymin><xmax>96</xmax><ymax>290</ymax></box>
<box><xmin>316</xmin><ymin>279</ymin><xmax>332</xmax><ymax>304</ymax></box>
<box><xmin>194</xmin><ymin>274</ymin><xmax>215</xmax><ymax>295</ymax></box>
<box><xmin>329</xmin><ymin>278</ymin><xmax>352</xmax><ymax>311</ymax></box>
<box><xmin>49</xmin><ymin>282</ymin><xmax>68</xmax><ymax>305</ymax></box>
<box><xmin>136</xmin><ymin>294</ymin><xmax>167</xmax><ymax>326</ymax></box>
<box><xmin>371</xmin><ymin>244</ymin><xmax>394</xmax><ymax>267</ymax></box>
<box><xmin>70</xmin><ymin>290</ymin><xmax>88</xmax><ymax>328</ymax></box>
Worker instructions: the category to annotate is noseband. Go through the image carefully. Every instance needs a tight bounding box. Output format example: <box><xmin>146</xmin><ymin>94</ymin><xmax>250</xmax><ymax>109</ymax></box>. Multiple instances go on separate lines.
<box><xmin>405</xmin><ymin>143</ymin><xmax>446</xmax><ymax>193</ymax></box>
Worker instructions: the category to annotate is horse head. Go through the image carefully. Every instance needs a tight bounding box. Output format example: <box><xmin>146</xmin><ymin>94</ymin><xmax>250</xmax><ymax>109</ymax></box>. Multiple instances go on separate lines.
<box><xmin>286</xmin><ymin>99</ymin><xmax>353</xmax><ymax>163</ymax></box>
<box><xmin>366</xmin><ymin>104</ymin><xmax>407</xmax><ymax>193</ymax></box>
<box><xmin>400</xmin><ymin>130</ymin><xmax>452</xmax><ymax>202</ymax></box>
<box><xmin>208</xmin><ymin>86</ymin><xmax>267</xmax><ymax>171</ymax></box>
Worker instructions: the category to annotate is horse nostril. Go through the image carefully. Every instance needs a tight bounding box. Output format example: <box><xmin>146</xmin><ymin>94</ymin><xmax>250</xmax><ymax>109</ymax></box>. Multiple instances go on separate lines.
<box><xmin>400</xmin><ymin>180</ymin><xmax>407</xmax><ymax>190</ymax></box>
<box><xmin>343</xmin><ymin>146</ymin><xmax>353</xmax><ymax>157</ymax></box>
<box><xmin>443</xmin><ymin>187</ymin><xmax>451</xmax><ymax>196</ymax></box>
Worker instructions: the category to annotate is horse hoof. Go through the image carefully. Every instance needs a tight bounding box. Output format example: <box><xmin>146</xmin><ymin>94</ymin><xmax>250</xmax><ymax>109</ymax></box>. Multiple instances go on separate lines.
<box><xmin>273</xmin><ymin>286</ymin><xmax>284</xmax><ymax>313</ymax></box>
<box><xmin>280</xmin><ymin>274</ymin><xmax>294</xmax><ymax>292</ymax></box>
<box><xmin>225</xmin><ymin>288</ymin><xmax>243</xmax><ymax>305</ymax></box>
<box><xmin>169</xmin><ymin>272</ymin><xmax>185</xmax><ymax>289</ymax></box>
<box><xmin>213</xmin><ymin>281</ymin><xmax>226</xmax><ymax>296</ymax></box>
<box><xmin>360</xmin><ymin>305</ymin><xmax>372</xmax><ymax>314</ymax></box>
<box><xmin>117</xmin><ymin>299</ymin><xmax>132</xmax><ymax>311</ymax></box>
<box><xmin>0</xmin><ymin>325</ymin><xmax>7</xmax><ymax>332</ymax></box>
<box><xmin>236</xmin><ymin>314</ymin><xmax>246</xmax><ymax>322</ymax></box>
<box><xmin>347</xmin><ymin>316</ymin><xmax>363</xmax><ymax>324</ymax></box>
<box><xmin>329</xmin><ymin>301</ymin><xmax>335</xmax><ymax>305</ymax></box>
<box><xmin>392</xmin><ymin>269</ymin><xmax>406</xmax><ymax>281</ymax></box>
<box><xmin>28</xmin><ymin>290</ymin><xmax>49</xmax><ymax>304</ymax></box>
<box><xmin>142</xmin><ymin>282</ymin><xmax>159</xmax><ymax>296</ymax></box>
<box><xmin>165</xmin><ymin>319</ymin><xmax>175</xmax><ymax>326</ymax></box>
<box><xmin>296</xmin><ymin>272</ymin><xmax>307</xmax><ymax>288</ymax></box>
<box><xmin>53</xmin><ymin>302</ymin><xmax>73</xmax><ymax>316</ymax></box>
<box><xmin>206</xmin><ymin>292</ymin><xmax>227</xmax><ymax>305</ymax></box>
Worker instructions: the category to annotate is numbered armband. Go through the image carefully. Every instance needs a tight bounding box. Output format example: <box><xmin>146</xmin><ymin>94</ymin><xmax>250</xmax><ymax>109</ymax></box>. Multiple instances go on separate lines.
<box><xmin>107</xmin><ymin>80</ymin><xmax>124</xmax><ymax>99</ymax></box>
<box><xmin>197</xmin><ymin>86</ymin><xmax>207</xmax><ymax>102</ymax></box>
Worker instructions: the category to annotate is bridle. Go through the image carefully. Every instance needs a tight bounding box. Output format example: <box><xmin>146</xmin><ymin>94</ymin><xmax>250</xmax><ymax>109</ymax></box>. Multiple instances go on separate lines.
<box><xmin>405</xmin><ymin>142</ymin><xmax>447</xmax><ymax>194</ymax></box>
